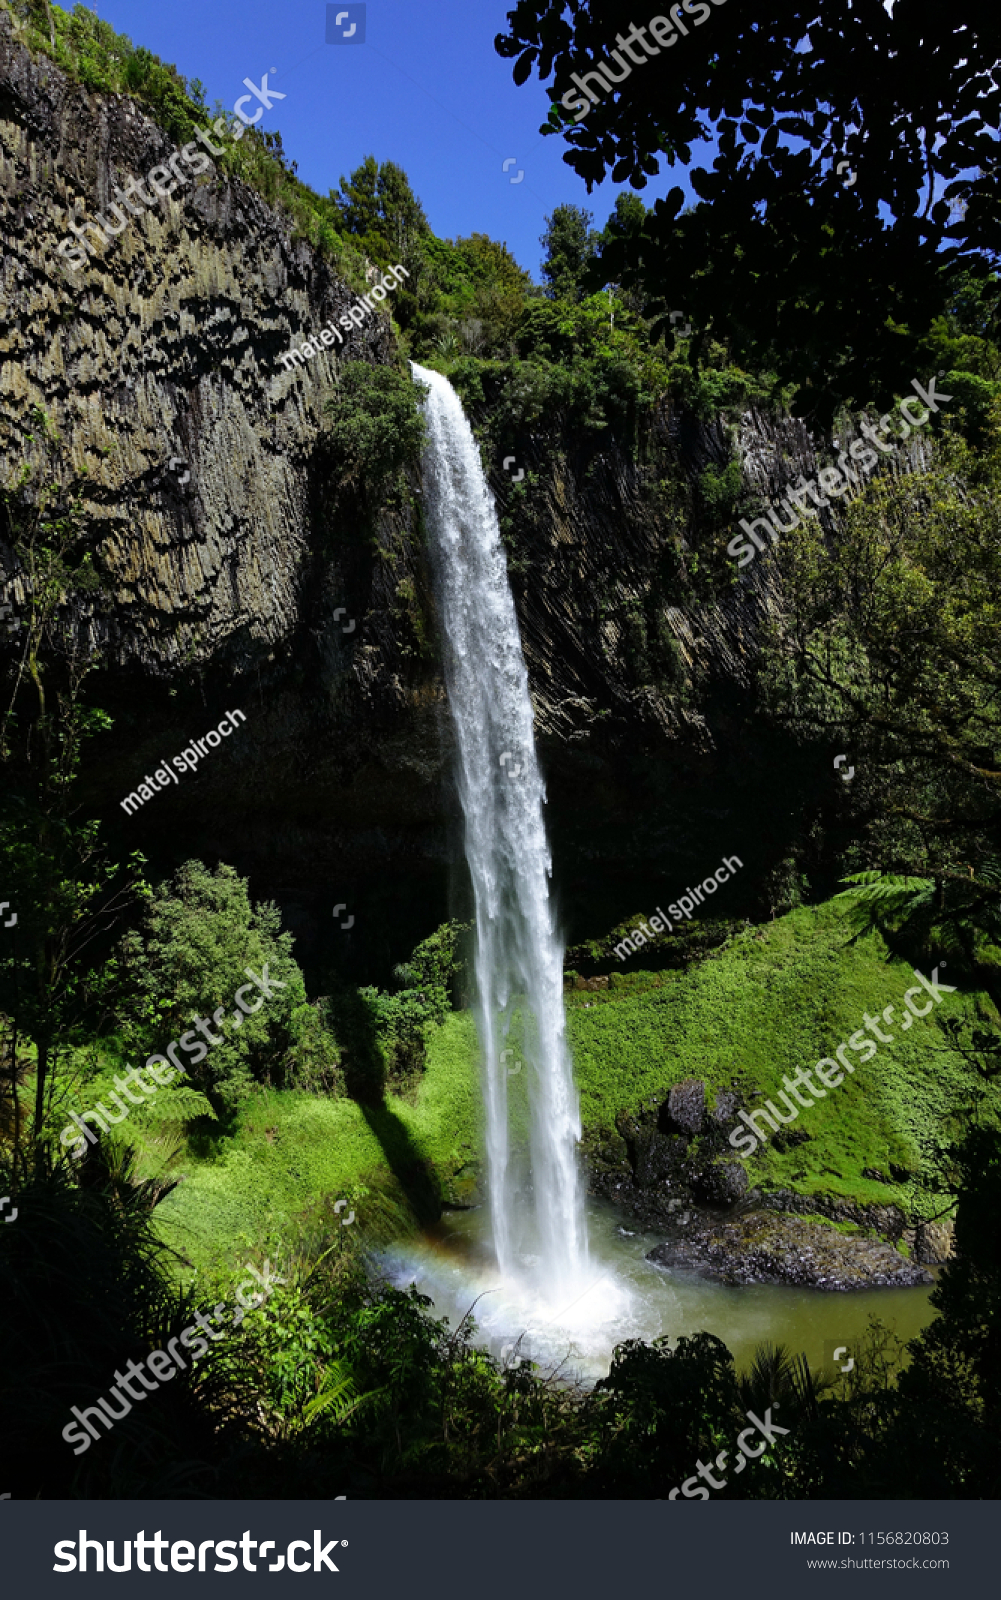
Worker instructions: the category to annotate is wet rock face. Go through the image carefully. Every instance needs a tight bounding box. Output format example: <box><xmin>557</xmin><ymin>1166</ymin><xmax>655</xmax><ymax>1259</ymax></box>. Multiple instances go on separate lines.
<box><xmin>0</xmin><ymin>20</ymin><xmax>942</xmax><ymax>947</ymax></box>
<box><xmin>0</xmin><ymin>27</ymin><xmax>847</xmax><ymax>900</ymax></box>
<box><xmin>759</xmin><ymin>1188</ymin><xmax>909</xmax><ymax>1242</ymax></box>
<box><xmin>667</xmin><ymin>1078</ymin><xmax>705</xmax><ymax>1136</ymax></box>
<box><xmin>910</xmin><ymin>1219</ymin><xmax>955</xmax><ymax>1264</ymax></box>
<box><xmin>0</xmin><ymin>17</ymin><xmax>451</xmax><ymax>955</ymax></box>
<box><xmin>647</xmin><ymin>1210</ymin><xmax>934</xmax><ymax>1292</ymax></box>
<box><xmin>590</xmin><ymin>1084</ymin><xmax>930</xmax><ymax>1284</ymax></box>
<box><xmin>710</xmin><ymin>1088</ymin><xmax>740</xmax><ymax>1127</ymax></box>
<box><xmin>0</xmin><ymin>16</ymin><xmax>399</xmax><ymax>681</ymax></box>
<box><xmin>632</xmin><ymin>1130</ymin><xmax>688</xmax><ymax>1190</ymax></box>
<box><xmin>688</xmin><ymin>1158</ymin><xmax>749</xmax><ymax>1207</ymax></box>
<box><xmin>593</xmin><ymin>1080</ymin><xmax>751</xmax><ymax>1225</ymax></box>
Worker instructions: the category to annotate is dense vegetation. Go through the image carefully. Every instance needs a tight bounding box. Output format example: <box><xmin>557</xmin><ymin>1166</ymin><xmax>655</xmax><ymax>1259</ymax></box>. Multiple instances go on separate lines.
<box><xmin>4</xmin><ymin>1122</ymin><xmax>998</xmax><ymax>1498</ymax></box>
<box><xmin>496</xmin><ymin>0</ymin><xmax>1000</xmax><ymax>423</ymax></box>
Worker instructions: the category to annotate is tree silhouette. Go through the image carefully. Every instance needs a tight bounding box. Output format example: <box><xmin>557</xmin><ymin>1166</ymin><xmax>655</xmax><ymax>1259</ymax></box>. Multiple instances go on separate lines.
<box><xmin>496</xmin><ymin>0</ymin><xmax>1000</xmax><ymax>420</ymax></box>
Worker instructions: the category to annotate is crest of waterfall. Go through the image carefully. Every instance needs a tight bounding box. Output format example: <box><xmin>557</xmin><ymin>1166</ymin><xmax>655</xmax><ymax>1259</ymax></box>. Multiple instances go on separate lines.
<box><xmin>413</xmin><ymin>362</ymin><xmax>587</xmax><ymax>1300</ymax></box>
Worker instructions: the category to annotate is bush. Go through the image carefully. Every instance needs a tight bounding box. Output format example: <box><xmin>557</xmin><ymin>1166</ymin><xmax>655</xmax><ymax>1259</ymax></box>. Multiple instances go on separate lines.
<box><xmin>321</xmin><ymin>363</ymin><xmax>427</xmax><ymax>544</ymax></box>
<box><xmin>114</xmin><ymin>861</ymin><xmax>335</xmax><ymax>1109</ymax></box>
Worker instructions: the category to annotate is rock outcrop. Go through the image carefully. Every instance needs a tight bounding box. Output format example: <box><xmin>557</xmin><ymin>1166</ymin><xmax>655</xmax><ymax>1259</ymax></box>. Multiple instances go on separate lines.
<box><xmin>0</xmin><ymin>16</ymin><xmax>940</xmax><ymax>967</ymax></box>
<box><xmin>592</xmin><ymin>1079</ymin><xmax>933</xmax><ymax>1288</ymax></box>
<box><xmin>647</xmin><ymin>1209</ymin><xmax>934</xmax><ymax>1291</ymax></box>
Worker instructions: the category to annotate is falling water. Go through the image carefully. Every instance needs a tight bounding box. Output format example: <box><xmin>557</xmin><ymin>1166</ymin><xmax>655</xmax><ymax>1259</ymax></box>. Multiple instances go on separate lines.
<box><xmin>413</xmin><ymin>363</ymin><xmax>587</xmax><ymax>1302</ymax></box>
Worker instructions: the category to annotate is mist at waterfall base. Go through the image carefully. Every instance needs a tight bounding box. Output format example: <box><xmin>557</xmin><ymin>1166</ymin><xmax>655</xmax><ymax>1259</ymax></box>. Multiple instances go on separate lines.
<box><xmin>410</xmin><ymin>362</ymin><xmax>597</xmax><ymax>1318</ymax></box>
<box><xmin>380</xmin><ymin>1196</ymin><xmax>936</xmax><ymax>1382</ymax></box>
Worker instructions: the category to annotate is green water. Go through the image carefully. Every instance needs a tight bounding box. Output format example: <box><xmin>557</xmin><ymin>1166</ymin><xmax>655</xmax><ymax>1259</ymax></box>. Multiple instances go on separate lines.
<box><xmin>382</xmin><ymin>1193</ymin><xmax>937</xmax><ymax>1381</ymax></box>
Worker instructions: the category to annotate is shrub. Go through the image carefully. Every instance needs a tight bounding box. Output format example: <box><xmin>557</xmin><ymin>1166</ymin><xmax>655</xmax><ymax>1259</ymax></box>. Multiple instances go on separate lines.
<box><xmin>321</xmin><ymin>363</ymin><xmax>427</xmax><ymax>544</ymax></box>
<box><xmin>114</xmin><ymin>861</ymin><xmax>334</xmax><ymax>1109</ymax></box>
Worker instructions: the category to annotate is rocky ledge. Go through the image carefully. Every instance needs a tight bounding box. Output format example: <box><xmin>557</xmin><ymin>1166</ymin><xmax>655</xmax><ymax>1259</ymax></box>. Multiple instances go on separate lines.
<box><xmin>647</xmin><ymin>1209</ymin><xmax>934</xmax><ymax>1292</ymax></box>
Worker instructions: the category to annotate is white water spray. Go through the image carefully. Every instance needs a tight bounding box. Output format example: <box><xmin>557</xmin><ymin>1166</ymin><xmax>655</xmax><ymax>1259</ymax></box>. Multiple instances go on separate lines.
<box><xmin>413</xmin><ymin>363</ymin><xmax>587</xmax><ymax>1301</ymax></box>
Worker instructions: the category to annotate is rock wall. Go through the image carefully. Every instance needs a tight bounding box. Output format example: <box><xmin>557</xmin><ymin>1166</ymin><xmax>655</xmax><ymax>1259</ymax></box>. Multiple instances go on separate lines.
<box><xmin>0</xmin><ymin>16</ymin><xmax>450</xmax><ymax>968</ymax></box>
<box><xmin>0</xmin><ymin>16</ymin><xmax>929</xmax><ymax>967</ymax></box>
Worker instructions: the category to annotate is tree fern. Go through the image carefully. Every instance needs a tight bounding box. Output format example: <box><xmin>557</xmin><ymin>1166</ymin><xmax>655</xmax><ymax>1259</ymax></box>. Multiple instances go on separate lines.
<box><xmin>834</xmin><ymin>868</ymin><xmax>1001</xmax><ymax>996</ymax></box>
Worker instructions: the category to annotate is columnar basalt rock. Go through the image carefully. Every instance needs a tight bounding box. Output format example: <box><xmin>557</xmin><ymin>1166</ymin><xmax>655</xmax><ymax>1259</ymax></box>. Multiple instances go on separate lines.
<box><xmin>0</xmin><ymin>15</ymin><xmax>915</xmax><ymax>925</ymax></box>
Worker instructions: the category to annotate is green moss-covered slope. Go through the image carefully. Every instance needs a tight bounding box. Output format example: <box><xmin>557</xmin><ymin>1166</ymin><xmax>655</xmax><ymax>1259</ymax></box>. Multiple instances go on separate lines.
<box><xmin>155</xmin><ymin>1010</ymin><xmax>481</xmax><ymax>1276</ymax></box>
<box><xmin>154</xmin><ymin>898</ymin><xmax>994</xmax><ymax>1272</ymax></box>
<box><xmin>570</xmin><ymin>899</ymin><xmax>986</xmax><ymax>1210</ymax></box>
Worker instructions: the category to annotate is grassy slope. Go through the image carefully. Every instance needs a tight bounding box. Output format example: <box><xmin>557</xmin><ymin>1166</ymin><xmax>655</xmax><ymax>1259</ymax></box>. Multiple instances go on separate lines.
<box><xmin>155</xmin><ymin>1012</ymin><xmax>481</xmax><ymax>1279</ymax></box>
<box><xmin>569</xmin><ymin>899</ymin><xmax>982</xmax><ymax>1210</ymax></box>
<box><xmin>154</xmin><ymin>899</ymin><xmax>991</xmax><ymax>1272</ymax></box>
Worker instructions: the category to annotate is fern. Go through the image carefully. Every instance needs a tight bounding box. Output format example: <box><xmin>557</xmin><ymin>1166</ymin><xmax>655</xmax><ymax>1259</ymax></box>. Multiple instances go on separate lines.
<box><xmin>130</xmin><ymin>1084</ymin><xmax>216</xmax><ymax>1128</ymax></box>
<box><xmin>834</xmin><ymin>870</ymin><xmax>1001</xmax><ymax>992</ymax></box>
<box><xmin>299</xmin><ymin>1360</ymin><xmax>384</xmax><ymax>1432</ymax></box>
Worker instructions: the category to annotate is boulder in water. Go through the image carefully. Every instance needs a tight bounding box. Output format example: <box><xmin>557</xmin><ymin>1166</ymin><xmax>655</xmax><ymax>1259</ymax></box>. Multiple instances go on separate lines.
<box><xmin>647</xmin><ymin>1209</ymin><xmax>934</xmax><ymax>1290</ymax></box>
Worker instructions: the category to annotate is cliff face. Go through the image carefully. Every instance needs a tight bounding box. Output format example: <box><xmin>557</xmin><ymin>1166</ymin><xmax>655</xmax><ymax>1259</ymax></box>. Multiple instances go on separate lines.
<box><xmin>0</xmin><ymin>16</ymin><xmax>447</xmax><ymax>960</ymax></box>
<box><xmin>0</xmin><ymin>17</ymin><xmax>880</xmax><ymax>971</ymax></box>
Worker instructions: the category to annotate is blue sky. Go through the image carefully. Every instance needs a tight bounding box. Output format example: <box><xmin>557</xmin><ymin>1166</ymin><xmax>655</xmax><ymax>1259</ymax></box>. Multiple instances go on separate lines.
<box><xmin>89</xmin><ymin>0</ymin><xmax>702</xmax><ymax>280</ymax></box>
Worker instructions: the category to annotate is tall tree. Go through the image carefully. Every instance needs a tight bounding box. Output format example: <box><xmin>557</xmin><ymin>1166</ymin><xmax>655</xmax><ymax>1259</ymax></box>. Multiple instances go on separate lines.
<box><xmin>539</xmin><ymin>202</ymin><xmax>599</xmax><ymax>301</ymax></box>
<box><xmin>331</xmin><ymin>156</ymin><xmax>430</xmax><ymax>268</ymax></box>
<box><xmin>0</xmin><ymin>410</ymin><xmax>143</xmax><ymax>1169</ymax></box>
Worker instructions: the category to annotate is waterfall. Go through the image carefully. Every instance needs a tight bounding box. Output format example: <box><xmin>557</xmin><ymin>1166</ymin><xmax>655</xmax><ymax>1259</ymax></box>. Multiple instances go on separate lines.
<box><xmin>413</xmin><ymin>363</ymin><xmax>587</xmax><ymax>1301</ymax></box>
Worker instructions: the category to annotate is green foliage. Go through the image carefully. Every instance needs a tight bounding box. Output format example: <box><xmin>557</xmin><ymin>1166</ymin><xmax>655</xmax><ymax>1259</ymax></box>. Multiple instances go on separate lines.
<box><xmin>835</xmin><ymin>871</ymin><xmax>1001</xmax><ymax>999</ymax></box>
<box><xmin>399</xmin><ymin>231</ymin><xmax>535</xmax><ymax>361</ymax></box>
<box><xmin>445</xmin><ymin>295</ymin><xmax>670</xmax><ymax>470</ymax></box>
<box><xmin>158</xmin><ymin>898</ymin><xmax>999</xmax><ymax>1282</ymax></box>
<box><xmin>232</xmin><ymin>1271</ymin><xmax>377</xmax><ymax>1439</ymax></box>
<box><xmin>894</xmin><ymin>1126</ymin><xmax>1001</xmax><ymax>1463</ymax></box>
<box><xmin>619</xmin><ymin>599</ymin><xmax>688</xmax><ymax>696</ymax></box>
<box><xmin>599</xmin><ymin>192</ymin><xmax>648</xmax><ymax>252</ymax></box>
<box><xmin>497</xmin><ymin>0</ymin><xmax>1001</xmax><ymax>422</ymax></box>
<box><xmin>114</xmin><ymin>861</ymin><xmax>325</xmax><ymax>1110</ymax></box>
<box><xmin>775</xmin><ymin>1127</ymin><xmax>1001</xmax><ymax>1498</ymax></box>
<box><xmin>670</xmin><ymin>348</ymin><xmax>781</xmax><ymax>420</ymax></box>
<box><xmin>453</xmin><ymin>233</ymin><xmax>534</xmax><ymax>298</ymax></box>
<box><xmin>934</xmin><ymin>370</ymin><xmax>1001</xmax><ymax>448</ymax></box>
<box><xmin>587</xmin><ymin>1331</ymin><xmax>742</xmax><ymax>1491</ymax></box>
<box><xmin>758</xmin><ymin>413</ymin><xmax>1001</xmax><ymax>937</ymax></box>
<box><xmin>539</xmin><ymin>203</ymin><xmax>599</xmax><ymax>304</ymax></box>
<box><xmin>568</xmin><ymin>900</ymin><xmax>998</xmax><ymax>1213</ymax></box>
<box><xmin>698</xmin><ymin>459</ymin><xmax>744</xmax><ymax>519</ymax></box>
<box><xmin>2</xmin><ymin>3</ymin><xmax>205</xmax><ymax>142</ymax></box>
<box><xmin>0</xmin><ymin>409</ymin><xmax>145</xmax><ymax>1159</ymax></box>
<box><xmin>5</xmin><ymin>1093</ymin><xmax>998</xmax><ymax>1500</ymax></box>
<box><xmin>321</xmin><ymin>363</ymin><xmax>427</xmax><ymax>544</ymax></box>
<box><xmin>331</xmin><ymin>155</ymin><xmax>430</xmax><ymax>270</ymax></box>
<box><xmin>0</xmin><ymin>1155</ymin><xmax>264</xmax><ymax>1496</ymax></box>
<box><xmin>0</xmin><ymin>2</ymin><xmax>363</xmax><ymax>274</ymax></box>
<box><xmin>152</xmin><ymin>1011</ymin><xmax>481</xmax><ymax>1273</ymax></box>
<box><xmin>332</xmin><ymin>920</ymin><xmax>468</xmax><ymax>1090</ymax></box>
